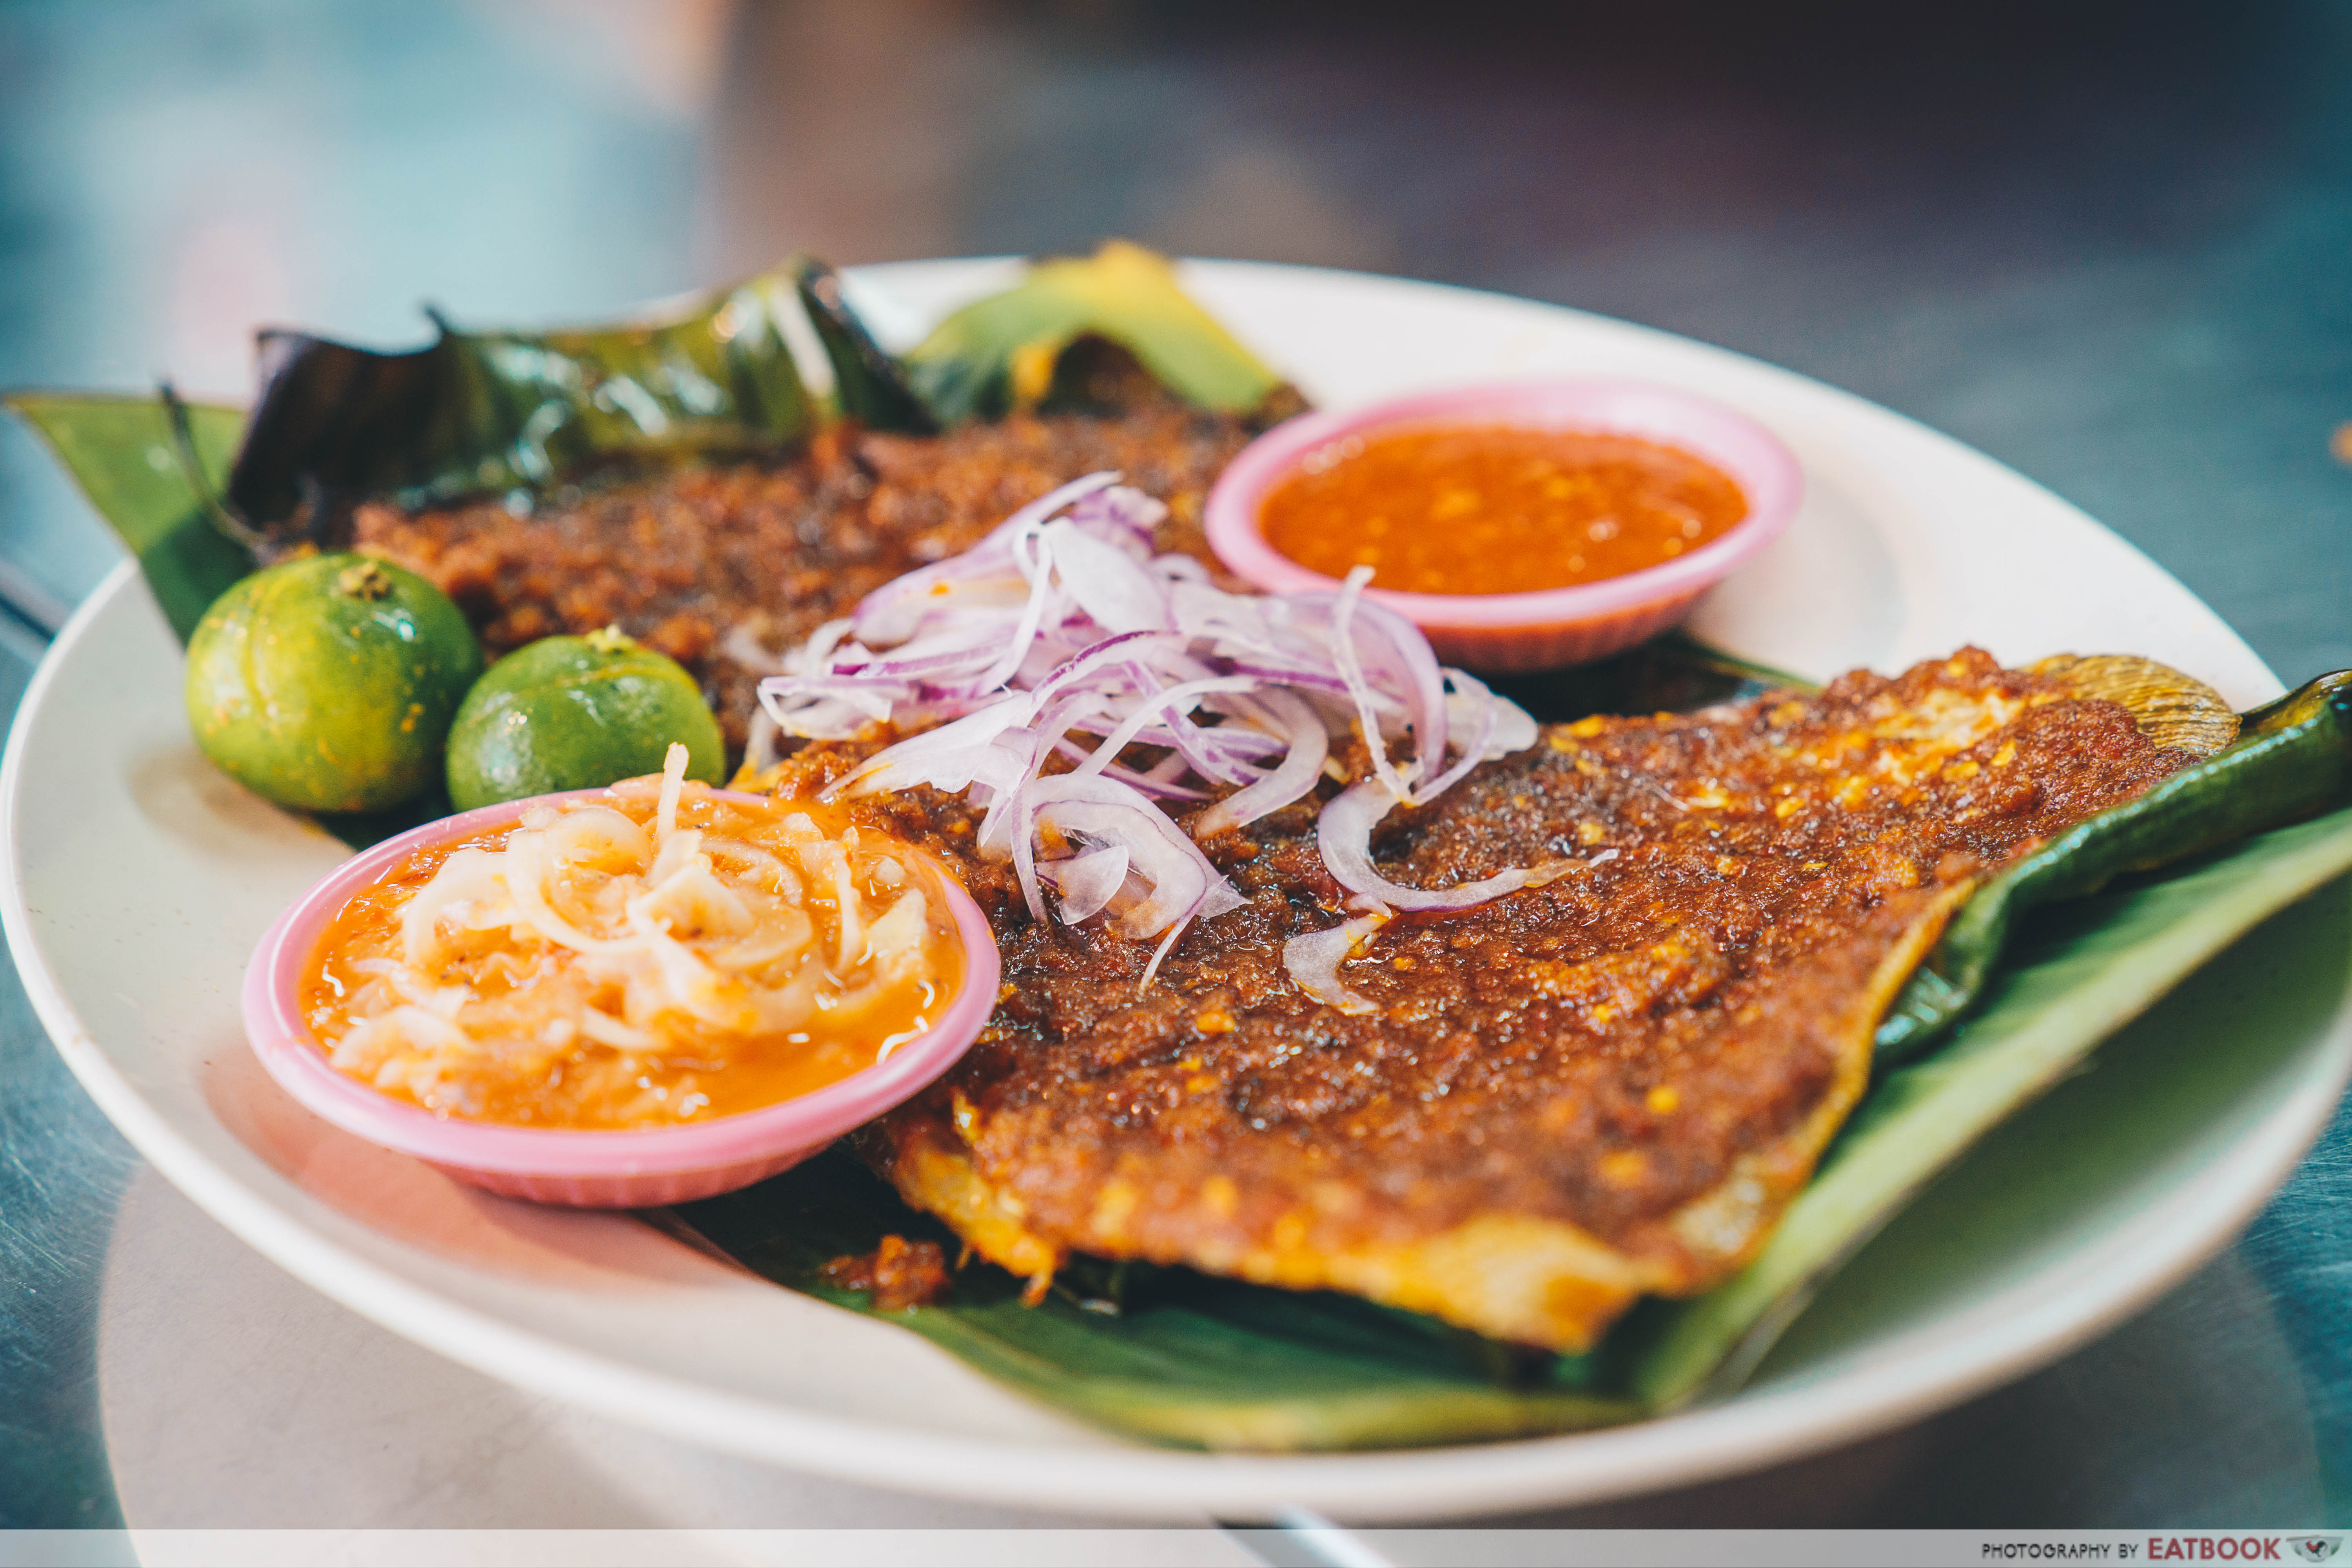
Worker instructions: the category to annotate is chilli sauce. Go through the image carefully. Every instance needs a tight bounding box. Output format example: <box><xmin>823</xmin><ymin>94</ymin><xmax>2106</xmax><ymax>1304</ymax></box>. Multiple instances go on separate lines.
<box><xmin>1259</xmin><ymin>425</ymin><xmax>1748</xmax><ymax>596</ymax></box>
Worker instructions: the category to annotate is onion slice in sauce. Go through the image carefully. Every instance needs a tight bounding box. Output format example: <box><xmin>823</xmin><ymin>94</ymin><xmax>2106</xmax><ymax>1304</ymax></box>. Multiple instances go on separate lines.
<box><xmin>1281</xmin><ymin>904</ymin><xmax>1392</xmax><ymax>1017</ymax></box>
<box><xmin>1316</xmin><ymin>778</ymin><xmax>1579</xmax><ymax>913</ymax></box>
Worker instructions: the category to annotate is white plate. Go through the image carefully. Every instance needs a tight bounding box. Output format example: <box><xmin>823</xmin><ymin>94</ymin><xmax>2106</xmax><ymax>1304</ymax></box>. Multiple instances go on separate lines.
<box><xmin>9</xmin><ymin>261</ymin><xmax>2348</xmax><ymax>1523</ymax></box>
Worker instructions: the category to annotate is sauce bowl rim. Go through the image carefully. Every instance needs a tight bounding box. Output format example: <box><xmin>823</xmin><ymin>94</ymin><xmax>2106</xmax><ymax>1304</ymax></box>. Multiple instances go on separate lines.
<box><xmin>240</xmin><ymin>785</ymin><xmax>1000</xmax><ymax>1176</ymax></box>
<box><xmin>1202</xmin><ymin>376</ymin><xmax>1804</xmax><ymax>627</ymax></box>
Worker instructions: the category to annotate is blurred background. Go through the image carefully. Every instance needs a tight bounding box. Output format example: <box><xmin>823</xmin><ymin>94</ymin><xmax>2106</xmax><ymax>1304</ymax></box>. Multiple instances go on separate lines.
<box><xmin>4</xmin><ymin>0</ymin><xmax>2348</xmax><ymax>677</ymax></box>
<box><xmin>2</xmin><ymin>0</ymin><xmax>2349</xmax><ymax>1533</ymax></box>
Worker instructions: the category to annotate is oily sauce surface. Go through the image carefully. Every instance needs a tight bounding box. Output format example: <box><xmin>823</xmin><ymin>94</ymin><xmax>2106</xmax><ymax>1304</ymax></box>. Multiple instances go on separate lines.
<box><xmin>1260</xmin><ymin>424</ymin><xmax>1748</xmax><ymax>596</ymax></box>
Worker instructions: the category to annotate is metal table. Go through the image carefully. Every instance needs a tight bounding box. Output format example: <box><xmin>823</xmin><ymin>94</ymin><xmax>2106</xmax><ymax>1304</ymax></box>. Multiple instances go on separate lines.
<box><xmin>4</xmin><ymin>0</ymin><xmax>2347</xmax><ymax>1538</ymax></box>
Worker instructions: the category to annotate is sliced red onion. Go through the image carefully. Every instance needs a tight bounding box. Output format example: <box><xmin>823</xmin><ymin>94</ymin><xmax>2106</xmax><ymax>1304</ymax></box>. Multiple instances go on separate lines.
<box><xmin>1169</xmin><ymin>578</ymin><xmax>1276</xmax><ymax>643</ymax></box>
<box><xmin>1409</xmin><ymin>669</ymin><xmax>1504</xmax><ymax>804</ymax></box>
<box><xmin>1138</xmin><ymin>888</ymin><xmax>1210</xmax><ymax>993</ymax></box>
<box><xmin>1454</xmin><ymin>672</ymin><xmax>1538</xmax><ymax>759</ymax></box>
<box><xmin>1101</xmin><ymin>716</ymin><xmax>1284</xmax><ymax>763</ymax></box>
<box><xmin>1047</xmin><ymin>742</ymin><xmax>1210</xmax><ymax>800</ymax></box>
<box><xmin>1191</xmin><ymin>687</ymin><xmax>1328</xmax><ymax>837</ymax></box>
<box><xmin>757</xmin><ymin>675</ymin><xmax>906</xmax><ymax>741</ymax></box>
<box><xmin>1326</xmin><ymin>568</ymin><xmax>1432</xmax><ymax>805</ymax></box>
<box><xmin>1316</xmin><ymin>778</ymin><xmax>1577</xmax><ymax>911</ymax></box>
<box><xmin>1016</xmin><ymin>773</ymin><xmax>1245</xmax><ymax>935</ymax></box>
<box><xmin>971</xmin><ymin>541</ymin><xmax>1061</xmax><ymax>692</ymax></box>
<box><xmin>828</xmin><ymin>697</ymin><xmax>1038</xmax><ymax>800</ymax></box>
<box><xmin>1062</xmin><ymin>481</ymin><xmax>1167</xmax><ymax>547</ymax></box>
<box><xmin>1025</xmin><ymin>630</ymin><xmax>1176</xmax><ymax>710</ymax></box>
<box><xmin>759</xmin><ymin>469</ymin><xmax>1555</xmax><ymax>976</ymax></box>
<box><xmin>1354</xmin><ymin>594</ymin><xmax>1450</xmax><ymax>788</ymax></box>
<box><xmin>1206</xmin><ymin>659</ymin><xmax>1356</xmax><ymax>696</ymax></box>
<box><xmin>1071</xmin><ymin>676</ymin><xmax>1262</xmax><ymax>783</ymax></box>
<box><xmin>1041</xmin><ymin>519</ymin><xmax>1171</xmax><ymax>633</ymax></box>
<box><xmin>1038</xmin><ymin>845</ymin><xmax>1131</xmax><ymax>922</ymax></box>
<box><xmin>972</xmin><ymin>735</ymin><xmax>1047</xmax><ymax>861</ymax></box>
<box><xmin>1281</xmin><ymin>908</ymin><xmax>1391</xmax><ymax>1016</ymax></box>
<box><xmin>837</xmin><ymin>641</ymin><xmax>1004</xmax><ymax>680</ymax></box>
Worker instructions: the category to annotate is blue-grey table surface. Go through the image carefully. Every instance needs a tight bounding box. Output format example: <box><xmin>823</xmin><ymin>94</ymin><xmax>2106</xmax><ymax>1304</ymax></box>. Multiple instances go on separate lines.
<box><xmin>2</xmin><ymin>0</ymin><xmax>2347</xmax><ymax>1535</ymax></box>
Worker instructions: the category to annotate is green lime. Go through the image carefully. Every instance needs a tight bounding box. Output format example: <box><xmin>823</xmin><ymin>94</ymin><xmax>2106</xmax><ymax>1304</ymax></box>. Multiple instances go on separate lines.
<box><xmin>445</xmin><ymin>628</ymin><xmax>725</xmax><ymax>810</ymax></box>
<box><xmin>185</xmin><ymin>553</ymin><xmax>483</xmax><ymax>814</ymax></box>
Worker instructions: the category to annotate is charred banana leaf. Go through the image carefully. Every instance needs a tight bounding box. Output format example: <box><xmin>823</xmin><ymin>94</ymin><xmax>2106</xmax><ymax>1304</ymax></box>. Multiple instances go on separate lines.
<box><xmin>902</xmin><ymin>241</ymin><xmax>1284</xmax><ymax>425</ymax></box>
<box><xmin>788</xmin><ymin>255</ymin><xmax>935</xmax><ymax>434</ymax></box>
<box><xmin>11</xmin><ymin>245</ymin><xmax>1286</xmax><ymax>647</ymax></box>
<box><xmin>223</xmin><ymin>269</ymin><xmax>817</xmax><ymax>555</ymax></box>
<box><xmin>9</xmin><ymin>271</ymin><xmax>824</xmax><ymax>638</ymax></box>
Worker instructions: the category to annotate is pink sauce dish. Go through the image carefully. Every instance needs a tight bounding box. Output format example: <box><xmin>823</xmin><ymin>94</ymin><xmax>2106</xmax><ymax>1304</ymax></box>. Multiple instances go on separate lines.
<box><xmin>1202</xmin><ymin>377</ymin><xmax>1804</xmax><ymax>673</ymax></box>
<box><xmin>241</xmin><ymin>787</ymin><xmax>1001</xmax><ymax>1209</ymax></box>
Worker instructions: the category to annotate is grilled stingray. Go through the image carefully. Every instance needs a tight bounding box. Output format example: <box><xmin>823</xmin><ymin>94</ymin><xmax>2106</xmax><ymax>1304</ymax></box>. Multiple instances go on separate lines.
<box><xmin>782</xmin><ymin>647</ymin><xmax>2232</xmax><ymax>1351</ymax></box>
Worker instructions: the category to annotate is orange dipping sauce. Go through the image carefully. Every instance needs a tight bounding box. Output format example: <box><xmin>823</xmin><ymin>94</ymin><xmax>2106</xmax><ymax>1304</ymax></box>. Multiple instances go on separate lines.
<box><xmin>303</xmin><ymin>781</ymin><xmax>963</xmax><ymax>1130</ymax></box>
<box><xmin>1259</xmin><ymin>425</ymin><xmax>1749</xmax><ymax>597</ymax></box>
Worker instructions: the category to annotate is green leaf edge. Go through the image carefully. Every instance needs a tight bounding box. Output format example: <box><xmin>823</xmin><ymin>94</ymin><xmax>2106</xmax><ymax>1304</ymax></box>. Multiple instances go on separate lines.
<box><xmin>1878</xmin><ymin>670</ymin><xmax>2352</xmax><ymax>1063</ymax></box>
<box><xmin>3</xmin><ymin>392</ymin><xmax>247</xmax><ymax>643</ymax></box>
<box><xmin>903</xmin><ymin>243</ymin><xmax>1282</xmax><ymax>424</ymax></box>
<box><xmin>1632</xmin><ymin>800</ymin><xmax>2352</xmax><ymax>1406</ymax></box>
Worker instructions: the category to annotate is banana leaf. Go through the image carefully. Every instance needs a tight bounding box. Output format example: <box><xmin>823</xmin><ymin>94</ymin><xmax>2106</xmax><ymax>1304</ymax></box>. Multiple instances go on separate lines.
<box><xmin>1877</xmin><ymin>670</ymin><xmax>2352</xmax><ymax>1063</ymax></box>
<box><xmin>4</xmin><ymin>269</ymin><xmax>827</xmax><ymax>639</ymax></box>
<box><xmin>7</xmin><ymin>245</ymin><xmax>1279</xmax><ymax>651</ymax></box>
<box><xmin>671</xmin><ymin>1151</ymin><xmax>1639</xmax><ymax>1451</ymax></box>
<box><xmin>1633</xmin><ymin>795</ymin><xmax>2352</xmax><ymax>1410</ymax></box>
<box><xmin>789</xmin><ymin>256</ymin><xmax>935</xmax><ymax>435</ymax></box>
<box><xmin>903</xmin><ymin>241</ymin><xmax>1284</xmax><ymax>424</ymax></box>
<box><xmin>221</xmin><ymin>268</ymin><xmax>818</xmax><ymax>554</ymax></box>
<box><xmin>671</xmin><ymin>672</ymin><xmax>2352</xmax><ymax>1450</ymax></box>
<box><xmin>2</xmin><ymin>392</ymin><xmax>246</xmax><ymax>643</ymax></box>
<box><xmin>4</xmin><ymin>390</ymin><xmax>461</xmax><ymax>848</ymax></box>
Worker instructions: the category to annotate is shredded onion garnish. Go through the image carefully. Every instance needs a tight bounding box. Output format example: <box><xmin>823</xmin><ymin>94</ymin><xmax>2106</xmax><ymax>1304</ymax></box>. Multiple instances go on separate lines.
<box><xmin>757</xmin><ymin>473</ymin><xmax>1556</xmax><ymax>997</ymax></box>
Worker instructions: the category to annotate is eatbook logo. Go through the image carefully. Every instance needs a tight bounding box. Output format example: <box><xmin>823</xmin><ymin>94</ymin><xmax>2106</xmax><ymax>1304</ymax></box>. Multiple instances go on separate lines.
<box><xmin>2292</xmin><ymin>1539</ymin><xmax>2342</xmax><ymax>1564</ymax></box>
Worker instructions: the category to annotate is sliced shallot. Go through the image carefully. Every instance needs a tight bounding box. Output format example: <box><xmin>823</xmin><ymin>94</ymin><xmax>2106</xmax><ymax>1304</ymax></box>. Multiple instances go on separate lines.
<box><xmin>758</xmin><ymin>471</ymin><xmax>1553</xmax><ymax>996</ymax></box>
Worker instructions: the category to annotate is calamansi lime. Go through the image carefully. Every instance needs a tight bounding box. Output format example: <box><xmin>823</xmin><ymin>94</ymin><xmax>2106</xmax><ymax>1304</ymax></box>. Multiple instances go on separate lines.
<box><xmin>185</xmin><ymin>553</ymin><xmax>483</xmax><ymax>814</ymax></box>
<box><xmin>445</xmin><ymin>629</ymin><xmax>726</xmax><ymax>810</ymax></box>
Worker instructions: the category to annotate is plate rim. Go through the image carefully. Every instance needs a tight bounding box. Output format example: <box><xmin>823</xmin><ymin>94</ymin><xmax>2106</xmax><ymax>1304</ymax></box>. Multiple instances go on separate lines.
<box><xmin>8</xmin><ymin>257</ymin><xmax>2347</xmax><ymax>1521</ymax></box>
